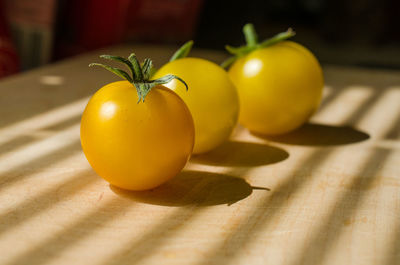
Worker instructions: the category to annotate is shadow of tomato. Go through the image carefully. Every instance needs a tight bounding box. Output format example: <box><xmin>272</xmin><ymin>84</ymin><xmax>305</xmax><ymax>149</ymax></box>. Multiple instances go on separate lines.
<box><xmin>110</xmin><ymin>170</ymin><xmax>268</xmax><ymax>206</ymax></box>
<box><xmin>253</xmin><ymin>122</ymin><xmax>370</xmax><ymax>146</ymax></box>
<box><xmin>191</xmin><ymin>140</ymin><xmax>289</xmax><ymax>167</ymax></box>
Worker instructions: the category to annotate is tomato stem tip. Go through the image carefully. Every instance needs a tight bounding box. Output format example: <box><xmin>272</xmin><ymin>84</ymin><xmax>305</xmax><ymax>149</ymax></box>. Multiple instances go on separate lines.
<box><xmin>169</xmin><ymin>40</ymin><xmax>194</xmax><ymax>62</ymax></box>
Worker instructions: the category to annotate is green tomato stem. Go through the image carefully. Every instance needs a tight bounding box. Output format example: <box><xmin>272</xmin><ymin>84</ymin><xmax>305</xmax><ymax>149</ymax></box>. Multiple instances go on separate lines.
<box><xmin>221</xmin><ymin>23</ymin><xmax>296</xmax><ymax>69</ymax></box>
<box><xmin>258</xmin><ymin>28</ymin><xmax>296</xmax><ymax>48</ymax></box>
<box><xmin>89</xmin><ymin>53</ymin><xmax>188</xmax><ymax>103</ymax></box>
<box><xmin>141</xmin><ymin>58</ymin><xmax>153</xmax><ymax>80</ymax></box>
<box><xmin>243</xmin><ymin>23</ymin><xmax>258</xmax><ymax>47</ymax></box>
<box><xmin>89</xmin><ymin>63</ymin><xmax>133</xmax><ymax>83</ymax></box>
<box><xmin>169</xmin><ymin>40</ymin><xmax>194</xmax><ymax>62</ymax></box>
<box><xmin>99</xmin><ymin>55</ymin><xmax>134</xmax><ymax>78</ymax></box>
<box><xmin>128</xmin><ymin>53</ymin><xmax>143</xmax><ymax>81</ymax></box>
<box><xmin>220</xmin><ymin>56</ymin><xmax>238</xmax><ymax>69</ymax></box>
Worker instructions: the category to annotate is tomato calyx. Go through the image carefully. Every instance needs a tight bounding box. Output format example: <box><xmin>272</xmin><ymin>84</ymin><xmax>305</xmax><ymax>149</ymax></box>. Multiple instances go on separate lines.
<box><xmin>221</xmin><ymin>23</ymin><xmax>296</xmax><ymax>69</ymax></box>
<box><xmin>89</xmin><ymin>53</ymin><xmax>188</xmax><ymax>103</ymax></box>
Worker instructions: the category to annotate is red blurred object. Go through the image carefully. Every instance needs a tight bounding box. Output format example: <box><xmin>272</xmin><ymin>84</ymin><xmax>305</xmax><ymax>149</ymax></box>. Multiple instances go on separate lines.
<box><xmin>56</xmin><ymin>0</ymin><xmax>203</xmax><ymax>59</ymax></box>
<box><xmin>55</xmin><ymin>0</ymin><xmax>135</xmax><ymax>59</ymax></box>
<box><xmin>0</xmin><ymin>0</ymin><xmax>19</xmax><ymax>78</ymax></box>
<box><xmin>125</xmin><ymin>0</ymin><xmax>203</xmax><ymax>42</ymax></box>
<box><xmin>74</xmin><ymin>0</ymin><xmax>131</xmax><ymax>50</ymax></box>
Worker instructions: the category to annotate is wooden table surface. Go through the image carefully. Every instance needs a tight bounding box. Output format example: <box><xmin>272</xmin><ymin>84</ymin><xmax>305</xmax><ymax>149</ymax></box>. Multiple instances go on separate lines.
<box><xmin>0</xmin><ymin>45</ymin><xmax>399</xmax><ymax>265</ymax></box>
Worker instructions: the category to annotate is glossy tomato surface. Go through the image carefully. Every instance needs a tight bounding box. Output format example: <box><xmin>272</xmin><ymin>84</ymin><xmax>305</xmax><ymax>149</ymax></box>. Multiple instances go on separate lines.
<box><xmin>154</xmin><ymin>58</ymin><xmax>239</xmax><ymax>154</ymax></box>
<box><xmin>80</xmin><ymin>81</ymin><xmax>194</xmax><ymax>191</ymax></box>
<box><xmin>228</xmin><ymin>41</ymin><xmax>324</xmax><ymax>135</ymax></box>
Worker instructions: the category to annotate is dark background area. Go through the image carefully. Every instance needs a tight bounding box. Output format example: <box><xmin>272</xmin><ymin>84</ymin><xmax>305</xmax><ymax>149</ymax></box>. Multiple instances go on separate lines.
<box><xmin>0</xmin><ymin>0</ymin><xmax>399</xmax><ymax>79</ymax></box>
<box><xmin>195</xmin><ymin>0</ymin><xmax>400</xmax><ymax>69</ymax></box>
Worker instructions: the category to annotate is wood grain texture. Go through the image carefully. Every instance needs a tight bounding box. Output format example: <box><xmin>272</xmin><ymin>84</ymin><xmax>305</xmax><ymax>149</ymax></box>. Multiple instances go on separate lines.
<box><xmin>0</xmin><ymin>45</ymin><xmax>399</xmax><ymax>265</ymax></box>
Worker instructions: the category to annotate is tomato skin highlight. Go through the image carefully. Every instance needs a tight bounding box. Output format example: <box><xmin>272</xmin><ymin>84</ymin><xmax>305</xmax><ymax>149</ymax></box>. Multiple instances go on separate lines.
<box><xmin>154</xmin><ymin>57</ymin><xmax>239</xmax><ymax>154</ymax></box>
<box><xmin>80</xmin><ymin>81</ymin><xmax>194</xmax><ymax>191</ymax></box>
<box><xmin>228</xmin><ymin>41</ymin><xmax>324</xmax><ymax>135</ymax></box>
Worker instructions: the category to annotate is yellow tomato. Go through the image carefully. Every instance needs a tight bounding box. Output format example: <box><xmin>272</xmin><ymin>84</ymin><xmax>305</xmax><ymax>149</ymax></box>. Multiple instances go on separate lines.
<box><xmin>229</xmin><ymin>41</ymin><xmax>323</xmax><ymax>135</ymax></box>
<box><xmin>226</xmin><ymin>25</ymin><xmax>324</xmax><ymax>135</ymax></box>
<box><xmin>154</xmin><ymin>58</ymin><xmax>239</xmax><ymax>154</ymax></box>
<box><xmin>81</xmin><ymin>81</ymin><xmax>194</xmax><ymax>191</ymax></box>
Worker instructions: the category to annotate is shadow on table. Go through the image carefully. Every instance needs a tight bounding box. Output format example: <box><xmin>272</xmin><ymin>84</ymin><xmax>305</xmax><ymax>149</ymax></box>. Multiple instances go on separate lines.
<box><xmin>254</xmin><ymin>122</ymin><xmax>370</xmax><ymax>146</ymax></box>
<box><xmin>191</xmin><ymin>140</ymin><xmax>289</xmax><ymax>167</ymax></box>
<box><xmin>111</xmin><ymin>170</ymin><xmax>268</xmax><ymax>207</ymax></box>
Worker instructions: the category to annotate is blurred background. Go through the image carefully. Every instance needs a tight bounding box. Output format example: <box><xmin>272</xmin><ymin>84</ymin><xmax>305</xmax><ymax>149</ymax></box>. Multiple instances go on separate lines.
<box><xmin>0</xmin><ymin>0</ymin><xmax>399</xmax><ymax>79</ymax></box>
